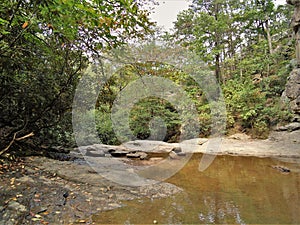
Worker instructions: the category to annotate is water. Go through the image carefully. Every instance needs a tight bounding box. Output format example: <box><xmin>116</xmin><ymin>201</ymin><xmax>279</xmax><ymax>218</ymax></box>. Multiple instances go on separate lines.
<box><xmin>94</xmin><ymin>154</ymin><xmax>300</xmax><ymax>224</ymax></box>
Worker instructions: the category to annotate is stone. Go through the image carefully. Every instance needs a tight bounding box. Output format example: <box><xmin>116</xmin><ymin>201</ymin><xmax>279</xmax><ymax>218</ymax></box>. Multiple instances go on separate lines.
<box><xmin>138</xmin><ymin>152</ymin><xmax>148</xmax><ymax>160</ymax></box>
<box><xmin>229</xmin><ymin>133</ymin><xmax>250</xmax><ymax>141</ymax></box>
<box><xmin>285</xmin><ymin>70</ymin><xmax>300</xmax><ymax>98</ymax></box>
<box><xmin>284</xmin><ymin>0</ymin><xmax>300</xmax><ymax>114</ymax></box>
<box><xmin>16</xmin><ymin>175</ymin><xmax>35</xmax><ymax>184</ymax></box>
<box><xmin>122</xmin><ymin>140</ymin><xmax>176</xmax><ymax>153</ymax></box>
<box><xmin>272</xmin><ymin>165</ymin><xmax>291</xmax><ymax>173</ymax></box>
<box><xmin>48</xmin><ymin>146</ymin><xmax>70</xmax><ymax>154</ymax></box>
<box><xmin>177</xmin><ymin>152</ymin><xmax>187</xmax><ymax>157</ymax></box>
<box><xmin>7</xmin><ymin>201</ymin><xmax>27</xmax><ymax>212</ymax></box>
<box><xmin>149</xmin><ymin>157</ymin><xmax>164</xmax><ymax>162</ymax></box>
<box><xmin>126</xmin><ymin>152</ymin><xmax>148</xmax><ymax>160</ymax></box>
<box><xmin>292</xmin><ymin>115</ymin><xmax>300</xmax><ymax>122</ymax></box>
<box><xmin>126</xmin><ymin>153</ymin><xmax>141</xmax><ymax>159</ymax></box>
<box><xmin>283</xmin><ymin>62</ymin><xmax>300</xmax><ymax>115</ymax></box>
<box><xmin>197</xmin><ymin>139</ymin><xmax>209</xmax><ymax>145</ymax></box>
<box><xmin>275</xmin><ymin>122</ymin><xmax>300</xmax><ymax>132</ymax></box>
<box><xmin>110</xmin><ymin>150</ymin><xmax>128</xmax><ymax>157</ymax></box>
<box><xmin>85</xmin><ymin>149</ymin><xmax>105</xmax><ymax>157</ymax></box>
<box><xmin>169</xmin><ymin>151</ymin><xmax>179</xmax><ymax>159</ymax></box>
<box><xmin>172</xmin><ymin>147</ymin><xmax>182</xmax><ymax>153</ymax></box>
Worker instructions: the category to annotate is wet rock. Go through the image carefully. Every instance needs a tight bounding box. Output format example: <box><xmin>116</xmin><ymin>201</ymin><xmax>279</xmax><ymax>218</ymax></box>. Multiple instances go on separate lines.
<box><xmin>169</xmin><ymin>151</ymin><xmax>186</xmax><ymax>158</ymax></box>
<box><xmin>272</xmin><ymin>165</ymin><xmax>291</xmax><ymax>173</ymax></box>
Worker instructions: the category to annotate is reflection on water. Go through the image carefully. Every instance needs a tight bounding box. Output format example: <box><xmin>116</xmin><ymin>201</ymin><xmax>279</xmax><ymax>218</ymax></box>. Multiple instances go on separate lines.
<box><xmin>94</xmin><ymin>154</ymin><xmax>300</xmax><ymax>224</ymax></box>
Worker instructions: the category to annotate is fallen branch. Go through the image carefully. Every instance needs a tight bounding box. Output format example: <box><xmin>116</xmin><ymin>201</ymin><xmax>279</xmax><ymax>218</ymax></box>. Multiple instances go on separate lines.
<box><xmin>0</xmin><ymin>132</ymin><xmax>34</xmax><ymax>156</ymax></box>
<box><xmin>15</xmin><ymin>132</ymin><xmax>34</xmax><ymax>141</ymax></box>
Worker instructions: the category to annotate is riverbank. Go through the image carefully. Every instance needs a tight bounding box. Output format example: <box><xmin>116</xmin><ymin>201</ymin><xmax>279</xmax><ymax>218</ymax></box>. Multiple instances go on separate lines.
<box><xmin>0</xmin><ymin>130</ymin><xmax>299</xmax><ymax>224</ymax></box>
<box><xmin>0</xmin><ymin>156</ymin><xmax>182</xmax><ymax>224</ymax></box>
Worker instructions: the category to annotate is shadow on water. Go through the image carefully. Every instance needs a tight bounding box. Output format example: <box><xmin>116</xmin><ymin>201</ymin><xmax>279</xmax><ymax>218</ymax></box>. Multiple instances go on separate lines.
<box><xmin>93</xmin><ymin>154</ymin><xmax>300</xmax><ymax>224</ymax></box>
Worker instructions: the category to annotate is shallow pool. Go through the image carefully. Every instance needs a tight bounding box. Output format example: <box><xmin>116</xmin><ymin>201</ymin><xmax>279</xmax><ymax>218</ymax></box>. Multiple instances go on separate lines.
<box><xmin>94</xmin><ymin>154</ymin><xmax>300</xmax><ymax>224</ymax></box>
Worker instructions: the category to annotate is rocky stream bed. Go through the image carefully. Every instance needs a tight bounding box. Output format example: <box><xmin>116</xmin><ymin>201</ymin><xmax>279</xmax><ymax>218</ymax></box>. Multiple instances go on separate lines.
<box><xmin>0</xmin><ymin>129</ymin><xmax>299</xmax><ymax>224</ymax></box>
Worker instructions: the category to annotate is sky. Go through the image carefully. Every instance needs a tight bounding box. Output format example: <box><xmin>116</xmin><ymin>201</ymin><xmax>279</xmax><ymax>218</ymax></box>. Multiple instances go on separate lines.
<box><xmin>149</xmin><ymin>0</ymin><xmax>288</xmax><ymax>31</ymax></box>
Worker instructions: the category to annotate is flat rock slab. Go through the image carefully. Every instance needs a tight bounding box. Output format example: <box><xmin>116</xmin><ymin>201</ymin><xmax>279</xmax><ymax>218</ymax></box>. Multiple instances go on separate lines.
<box><xmin>0</xmin><ymin>157</ymin><xmax>183</xmax><ymax>225</ymax></box>
<box><xmin>122</xmin><ymin>140</ymin><xmax>179</xmax><ymax>153</ymax></box>
<box><xmin>75</xmin><ymin>132</ymin><xmax>300</xmax><ymax>160</ymax></box>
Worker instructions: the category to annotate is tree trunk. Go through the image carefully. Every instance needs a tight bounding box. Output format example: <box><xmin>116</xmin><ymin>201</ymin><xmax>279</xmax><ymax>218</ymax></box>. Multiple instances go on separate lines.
<box><xmin>215</xmin><ymin>53</ymin><xmax>222</xmax><ymax>83</ymax></box>
<box><xmin>265</xmin><ymin>21</ymin><xmax>274</xmax><ymax>54</ymax></box>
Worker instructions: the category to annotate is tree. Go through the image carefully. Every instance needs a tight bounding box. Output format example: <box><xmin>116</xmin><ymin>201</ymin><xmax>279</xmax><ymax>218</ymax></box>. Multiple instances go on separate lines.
<box><xmin>174</xmin><ymin>0</ymin><xmax>244</xmax><ymax>83</ymax></box>
<box><xmin>173</xmin><ymin>0</ymin><xmax>292</xmax><ymax>82</ymax></box>
<box><xmin>173</xmin><ymin>0</ymin><xmax>293</xmax><ymax>137</ymax></box>
<box><xmin>0</xmin><ymin>0</ymin><xmax>153</xmax><ymax>157</ymax></box>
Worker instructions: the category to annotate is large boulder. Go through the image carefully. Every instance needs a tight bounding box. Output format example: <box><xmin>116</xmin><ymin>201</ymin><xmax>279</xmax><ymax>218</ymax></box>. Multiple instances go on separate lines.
<box><xmin>286</xmin><ymin>69</ymin><xmax>300</xmax><ymax>111</ymax></box>
<box><xmin>283</xmin><ymin>68</ymin><xmax>300</xmax><ymax>114</ymax></box>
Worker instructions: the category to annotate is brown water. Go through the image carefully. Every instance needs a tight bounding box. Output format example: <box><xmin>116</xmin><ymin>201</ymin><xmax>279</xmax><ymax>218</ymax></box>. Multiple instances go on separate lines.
<box><xmin>94</xmin><ymin>154</ymin><xmax>300</xmax><ymax>224</ymax></box>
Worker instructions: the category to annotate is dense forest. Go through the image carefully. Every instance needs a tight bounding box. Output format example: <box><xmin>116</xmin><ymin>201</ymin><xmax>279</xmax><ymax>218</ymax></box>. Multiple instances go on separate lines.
<box><xmin>0</xmin><ymin>0</ymin><xmax>296</xmax><ymax>159</ymax></box>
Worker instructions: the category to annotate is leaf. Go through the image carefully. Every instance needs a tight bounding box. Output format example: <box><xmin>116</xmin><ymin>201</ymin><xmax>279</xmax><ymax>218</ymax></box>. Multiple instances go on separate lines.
<box><xmin>22</xmin><ymin>21</ymin><xmax>29</xmax><ymax>29</ymax></box>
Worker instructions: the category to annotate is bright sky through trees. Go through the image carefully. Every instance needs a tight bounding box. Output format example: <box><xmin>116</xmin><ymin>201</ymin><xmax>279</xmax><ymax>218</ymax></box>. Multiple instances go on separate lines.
<box><xmin>150</xmin><ymin>0</ymin><xmax>288</xmax><ymax>31</ymax></box>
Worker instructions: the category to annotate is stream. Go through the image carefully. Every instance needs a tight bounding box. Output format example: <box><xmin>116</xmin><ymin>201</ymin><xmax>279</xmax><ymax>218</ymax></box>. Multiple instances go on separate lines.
<box><xmin>94</xmin><ymin>154</ymin><xmax>300</xmax><ymax>224</ymax></box>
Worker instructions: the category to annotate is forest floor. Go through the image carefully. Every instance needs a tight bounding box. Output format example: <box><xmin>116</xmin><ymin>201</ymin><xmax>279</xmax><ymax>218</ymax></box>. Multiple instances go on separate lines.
<box><xmin>0</xmin><ymin>130</ymin><xmax>299</xmax><ymax>224</ymax></box>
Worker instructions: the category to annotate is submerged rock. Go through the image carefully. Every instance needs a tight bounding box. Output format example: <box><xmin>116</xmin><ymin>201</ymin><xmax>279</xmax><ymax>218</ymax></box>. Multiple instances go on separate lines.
<box><xmin>271</xmin><ymin>165</ymin><xmax>291</xmax><ymax>173</ymax></box>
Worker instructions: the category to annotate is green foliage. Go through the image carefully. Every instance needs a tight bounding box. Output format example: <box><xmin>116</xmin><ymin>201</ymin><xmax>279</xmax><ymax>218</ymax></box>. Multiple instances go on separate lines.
<box><xmin>0</xmin><ymin>0</ymin><xmax>153</xmax><ymax>154</ymax></box>
<box><xmin>223</xmin><ymin>78</ymin><xmax>292</xmax><ymax>137</ymax></box>
<box><xmin>129</xmin><ymin>97</ymin><xmax>181</xmax><ymax>142</ymax></box>
<box><xmin>93</xmin><ymin>45</ymin><xmax>212</xmax><ymax>143</ymax></box>
<box><xmin>172</xmin><ymin>0</ymin><xmax>294</xmax><ymax>138</ymax></box>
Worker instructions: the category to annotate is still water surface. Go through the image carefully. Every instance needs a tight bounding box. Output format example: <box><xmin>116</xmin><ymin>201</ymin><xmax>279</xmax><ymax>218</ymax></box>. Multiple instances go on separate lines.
<box><xmin>94</xmin><ymin>154</ymin><xmax>300</xmax><ymax>224</ymax></box>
